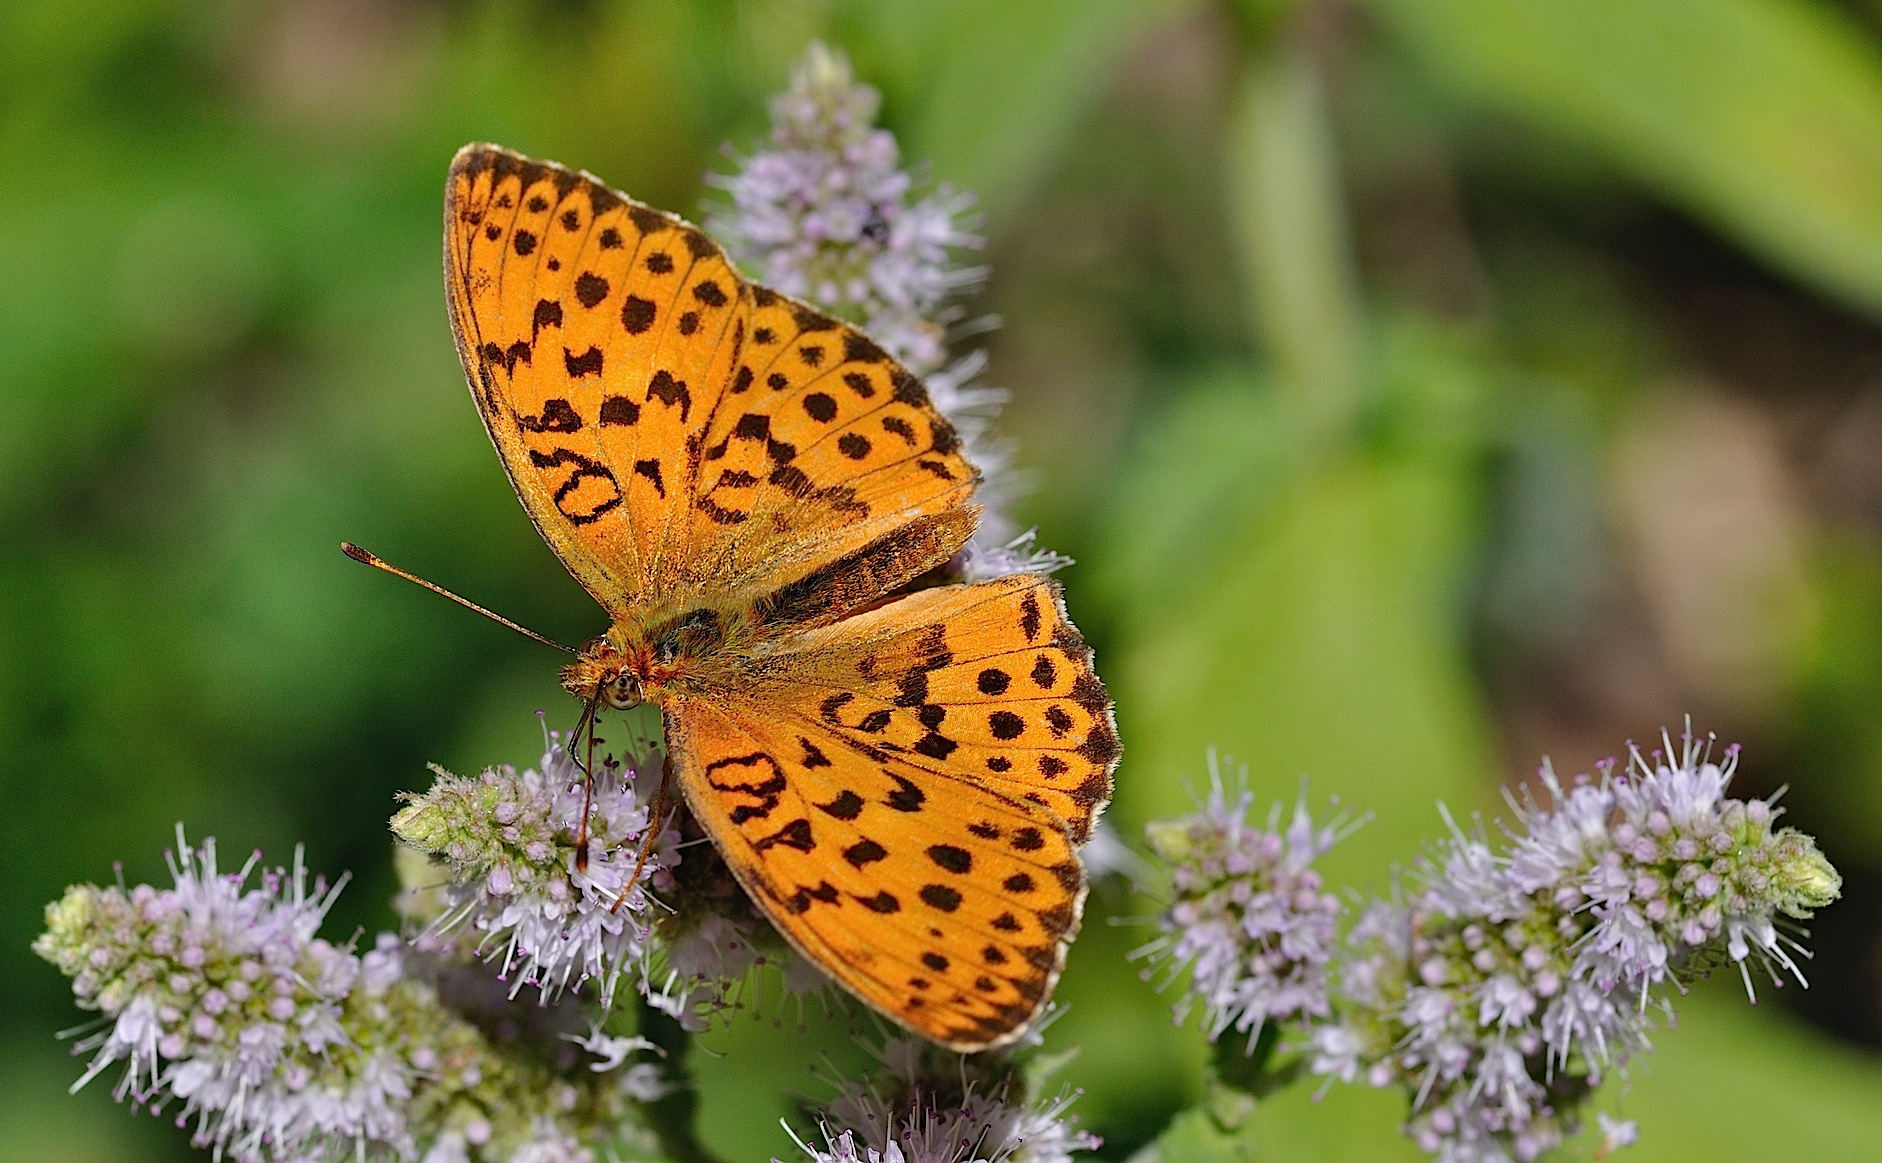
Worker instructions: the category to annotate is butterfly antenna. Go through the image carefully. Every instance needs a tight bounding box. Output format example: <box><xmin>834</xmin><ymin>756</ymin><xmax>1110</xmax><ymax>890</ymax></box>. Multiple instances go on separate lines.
<box><xmin>341</xmin><ymin>542</ymin><xmax>576</xmax><ymax>654</ymax></box>
<box><xmin>612</xmin><ymin>757</ymin><xmax>674</xmax><ymax>914</ymax></box>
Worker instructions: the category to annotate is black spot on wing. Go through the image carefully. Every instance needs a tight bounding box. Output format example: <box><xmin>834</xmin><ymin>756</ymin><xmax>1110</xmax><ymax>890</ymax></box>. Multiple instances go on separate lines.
<box><xmin>600</xmin><ymin>396</ymin><xmax>640</xmax><ymax>426</ymax></box>
<box><xmin>844</xmin><ymin>333</ymin><xmax>887</xmax><ymax>364</ymax></box>
<box><xmin>525</xmin><ymin>448</ymin><xmax>621</xmax><ymax>525</ymax></box>
<box><xmin>1045</xmin><ymin>706</ymin><xmax>1074</xmax><ymax>737</ymax></box>
<box><xmin>621</xmin><ymin>295</ymin><xmax>656</xmax><ymax>334</ymax></box>
<box><xmin>1031</xmin><ymin>655</ymin><xmax>1058</xmax><ymax>689</ymax></box>
<box><xmin>647</xmin><ymin>370</ymin><xmax>690</xmax><ymax>421</ymax></box>
<box><xmin>1019</xmin><ymin>594</ymin><xmax>1043</xmax><ymax>642</ymax></box>
<box><xmin>564</xmin><ymin>347</ymin><xmax>604</xmax><ymax>377</ymax></box>
<box><xmin>816</xmin><ymin>789</ymin><xmax>863</xmax><ymax>820</ymax></box>
<box><xmin>517</xmin><ymin>398</ymin><xmax>582</xmax><ymax>433</ymax></box>
<box><xmin>574</xmin><ymin>272</ymin><xmax>610</xmax><ymax>308</ymax></box>
<box><xmin>884</xmin><ymin>774</ymin><xmax>925</xmax><ymax>812</ymax></box>
<box><xmin>753</xmin><ymin>817</ymin><xmax>814</xmax><ymax>853</ymax></box>
<box><xmin>920</xmin><ymin>885</ymin><xmax>962</xmax><ymax>912</ymax></box>
<box><xmin>626</xmin><ymin>205</ymin><xmax>668</xmax><ymax>235</ymax></box>
<box><xmin>927</xmin><ymin>844</ymin><xmax>972</xmax><ymax>874</ymax></box>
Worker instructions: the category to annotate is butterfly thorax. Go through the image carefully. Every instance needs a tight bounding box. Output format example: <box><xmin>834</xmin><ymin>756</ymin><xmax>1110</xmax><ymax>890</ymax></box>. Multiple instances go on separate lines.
<box><xmin>560</xmin><ymin>601</ymin><xmax>759</xmax><ymax>709</ymax></box>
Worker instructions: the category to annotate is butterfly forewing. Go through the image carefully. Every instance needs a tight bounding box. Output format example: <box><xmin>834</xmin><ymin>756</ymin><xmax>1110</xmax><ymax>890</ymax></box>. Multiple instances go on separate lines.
<box><xmin>682</xmin><ymin>292</ymin><xmax>979</xmax><ymax>594</ymax></box>
<box><xmin>444</xmin><ymin>144</ymin><xmax>976</xmax><ymax>614</ymax></box>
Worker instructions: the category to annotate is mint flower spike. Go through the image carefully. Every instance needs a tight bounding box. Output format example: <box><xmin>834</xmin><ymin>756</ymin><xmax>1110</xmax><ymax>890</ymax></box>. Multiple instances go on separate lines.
<box><xmin>1506</xmin><ymin>724</ymin><xmax>1839</xmax><ymax>1008</ymax></box>
<box><xmin>709</xmin><ymin>41</ymin><xmax>1063</xmax><ymax>581</ymax></box>
<box><xmin>392</xmin><ymin>734</ymin><xmax>673</xmax><ymax>1007</ymax></box>
<box><xmin>37</xmin><ymin>828</ymin><xmax>672</xmax><ymax>1162</ymax></box>
<box><xmin>1306</xmin><ymin>723</ymin><xmax>1840</xmax><ymax>1163</ymax></box>
<box><xmin>1135</xmin><ymin>757</ymin><xmax>1358</xmax><ymax>1049</ymax></box>
<box><xmin>709</xmin><ymin>42</ymin><xmax>983</xmax><ymax>371</ymax></box>
<box><xmin>782</xmin><ymin>1035</ymin><xmax>1100</xmax><ymax>1163</ymax></box>
<box><xmin>35</xmin><ymin>828</ymin><xmax>412</xmax><ymax>1161</ymax></box>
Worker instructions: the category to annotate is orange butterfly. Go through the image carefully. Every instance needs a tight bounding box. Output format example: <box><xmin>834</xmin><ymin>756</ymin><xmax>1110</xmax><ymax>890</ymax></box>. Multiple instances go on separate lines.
<box><xmin>397</xmin><ymin>144</ymin><xmax>1116</xmax><ymax>1051</ymax></box>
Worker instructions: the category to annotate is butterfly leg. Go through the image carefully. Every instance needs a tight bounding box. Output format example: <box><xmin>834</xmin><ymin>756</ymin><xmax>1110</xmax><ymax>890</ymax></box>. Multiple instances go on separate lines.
<box><xmin>612</xmin><ymin>755</ymin><xmax>675</xmax><ymax>913</ymax></box>
<box><xmin>572</xmin><ymin>696</ymin><xmax>602</xmax><ymax>874</ymax></box>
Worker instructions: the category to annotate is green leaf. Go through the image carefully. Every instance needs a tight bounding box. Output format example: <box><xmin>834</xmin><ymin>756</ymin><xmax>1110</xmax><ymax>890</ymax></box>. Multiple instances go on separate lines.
<box><xmin>1368</xmin><ymin>0</ymin><xmax>1882</xmax><ymax>317</ymax></box>
<box><xmin>1790</xmin><ymin>536</ymin><xmax>1882</xmax><ymax>853</ymax></box>
<box><xmin>1599</xmin><ymin>982</ymin><xmax>1882</xmax><ymax>1160</ymax></box>
<box><xmin>1224</xmin><ymin>38</ymin><xmax>1367</xmax><ymax>429</ymax></box>
<box><xmin>1093</xmin><ymin>319</ymin><xmax>1499</xmax><ymax>892</ymax></box>
<box><xmin>1127</xmin><ymin>1104</ymin><xmax>1260</xmax><ymax>1163</ymax></box>
<box><xmin>849</xmin><ymin>0</ymin><xmax>1198</xmax><ymax>222</ymax></box>
<box><xmin>1126</xmin><ymin>1081</ymin><xmax>1423</xmax><ymax>1162</ymax></box>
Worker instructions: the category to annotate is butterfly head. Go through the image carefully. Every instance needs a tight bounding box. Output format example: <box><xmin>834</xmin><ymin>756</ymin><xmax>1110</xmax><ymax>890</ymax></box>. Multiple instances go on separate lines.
<box><xmin>560</xmin><ymin>638</ymin><xmax>644</xmax><ymax>710</ymax></box>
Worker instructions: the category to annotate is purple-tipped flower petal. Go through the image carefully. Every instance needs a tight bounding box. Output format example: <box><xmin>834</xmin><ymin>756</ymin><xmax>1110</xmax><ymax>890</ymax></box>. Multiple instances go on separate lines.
<box><xmin>35</xmin><ymin>831</ymin><xmax>669</xmax><ymax>1162</ymax></box>
<box><xmin>1302</xmin><ymin>724</ymin><xmax>1839</xmax><ymax>1161</ymax></box>
<box><xmin>1136</xmin><ymin>757</ymin><xmax>1355</xmax><ymax>1047</ymax></box>
<box><xmin>783</xmin><ymin>1036</ymin><xmax>1098</xmax><ymax>1163</ymax></box>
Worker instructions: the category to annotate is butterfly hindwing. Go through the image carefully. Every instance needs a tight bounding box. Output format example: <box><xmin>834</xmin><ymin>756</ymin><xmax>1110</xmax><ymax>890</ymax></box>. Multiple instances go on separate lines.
<box><xmin>667</xmin><ymin>699</ymin><xmax>1083</xmax><ymax>1051</ymax></box>
<box><xmin>786</xmin><ymin>574</ymin><xmax>1118</xmax><ymax>844</ymax></box>
<box><xmin>664</xmin><ymin>574</ymin><xmax>1117</xmax><ymax>1050</ymax></box>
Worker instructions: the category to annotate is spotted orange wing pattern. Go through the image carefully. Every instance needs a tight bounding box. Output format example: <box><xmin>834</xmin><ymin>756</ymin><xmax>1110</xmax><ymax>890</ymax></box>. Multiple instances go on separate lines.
<box><xmin>665</xmin><ymin>574</ymin><xmax>1118</xmax><ymax>1050</ymax></box>
<box><xmin>443</xmin><ymin>144</ymin><xmax>977</xmax><ymax>617</ymax></box>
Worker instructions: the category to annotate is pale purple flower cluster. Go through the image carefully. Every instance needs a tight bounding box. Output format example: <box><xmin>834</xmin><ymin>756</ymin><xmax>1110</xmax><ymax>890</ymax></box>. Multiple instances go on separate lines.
<box><xmin>1136</xmin><ymin>762</ymin><xmax>1351</xmax><ymax>1046</ymax></box>
<box><xmin>392</xmin><ymin>738</ymin><xmax>673</xmax><ymax>1006</ymax></box>
<box><xmin>709</xmin><ymin>41</ymin><xmax>982</xmax><ymax>375</ymax></box>
<box><xmin>394</xmin><ymin>730</ymin><xmax>822</xmax><ymax>1034</ymax></box>
<box><xmin>34</xmin><ymin>830</ymin><xmax>413</xmax><ymax>1160</ymax></box>
<box><xmin>34</xmin><ymin>830</ymin><xmax>667</xmax><ymax>1162</ymax></box>
<box><xmin>785</xmin><ymin>1037</ymin><xmax>1099</xmax><ymax>1163</ymax></box>
<box><xmin>710</xmin><ymin>42</ymin><xmax>1064</xmax><ymax>580</ymax></box>
<box><xmin>1306</xmin><ymin>727</ymin><xmax>1840</xmax><ymax>1162</ymax></box>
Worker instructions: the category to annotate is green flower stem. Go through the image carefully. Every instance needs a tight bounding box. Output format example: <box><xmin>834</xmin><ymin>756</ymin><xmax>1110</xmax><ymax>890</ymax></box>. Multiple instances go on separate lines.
<box><xmin>1210</xmin><ymin>1023</ymin><xmax>1304</xmax><ymax>1104</ymax></box>
<box><xmin>638</xmin><ymin>998</ymin><xmax>728</xmax><ymax>1163</ymax></box>
<box><xmin>1225</xmin><ymin>16</ymin><xmax>1369</xmax><ymax>438</ymax></box>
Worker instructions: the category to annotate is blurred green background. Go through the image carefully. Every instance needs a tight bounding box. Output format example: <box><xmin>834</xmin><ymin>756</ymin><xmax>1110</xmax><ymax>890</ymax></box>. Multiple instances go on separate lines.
<box><xmin>7</xmin><ymin>0</ymin><xmax>1882</xmax><ymax>1159</ymax></box>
